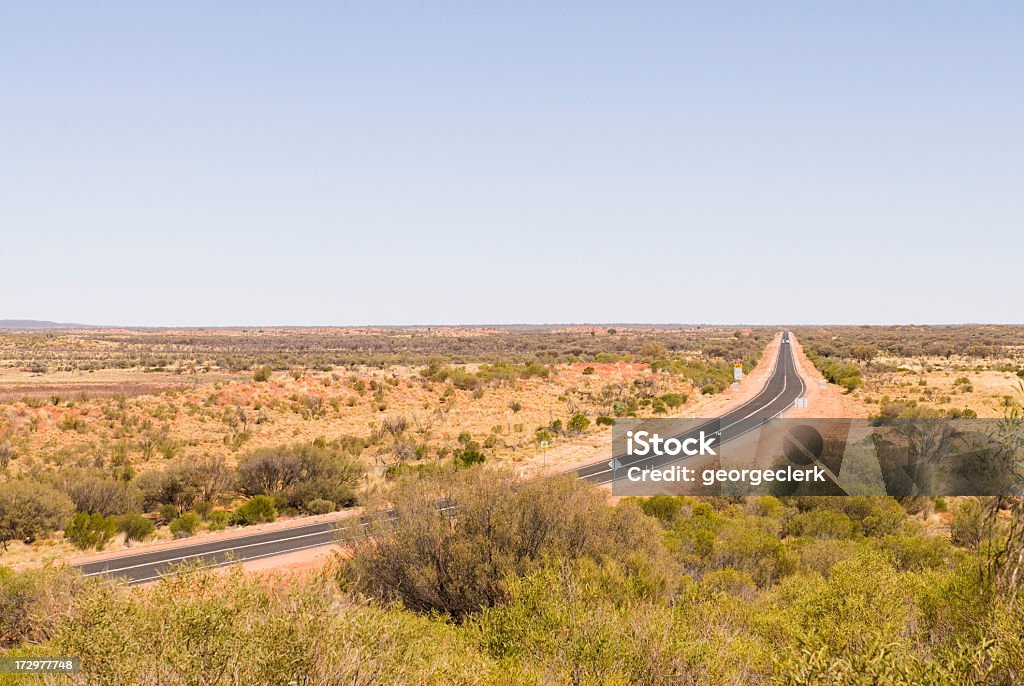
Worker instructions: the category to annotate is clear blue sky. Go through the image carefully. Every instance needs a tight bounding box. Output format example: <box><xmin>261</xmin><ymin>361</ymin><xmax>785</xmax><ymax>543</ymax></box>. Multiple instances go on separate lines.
<box><xmin>2</xmin><ymin>2</ymin><xmax>1021</xmax><ymax>326</ymax></box>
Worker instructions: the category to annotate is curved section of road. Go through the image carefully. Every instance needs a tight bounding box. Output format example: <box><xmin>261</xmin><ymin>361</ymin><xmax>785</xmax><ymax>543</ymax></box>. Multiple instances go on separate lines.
<box><xmin>575</xmin><ymin>330</ymin><xmax>805</xmax><ymax>485</ymax></box>
<box><xmin>73</xmin><ymin>331</ymin><xmax>804</xmax><ymax>584</ymax></box>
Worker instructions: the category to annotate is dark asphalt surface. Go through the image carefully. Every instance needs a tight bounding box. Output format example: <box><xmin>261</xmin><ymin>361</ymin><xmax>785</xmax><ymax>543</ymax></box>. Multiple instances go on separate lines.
<box><xmin>74</xmin><ymin>517</ymin><xmax>362</xmax><ymax>584</ymax></box>
<box><xmin>74</xmin><ymin>332</ymin><xmax>803</xmax><ymax>584</ymax></box>
<box><xmin>574</xmin><ymin>330</ymin><xmax>805</xmax><ymax>485</ymax></box>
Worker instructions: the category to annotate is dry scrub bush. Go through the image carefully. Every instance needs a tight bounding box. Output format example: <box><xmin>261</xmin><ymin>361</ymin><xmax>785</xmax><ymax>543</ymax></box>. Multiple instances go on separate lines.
<box><xmin>44</xmin><ymin>567</ymin><xmax>493</xmax><ymax>686</ymax></box>
<box><xmin>0</xmin><ymin>564</ymin><xmax>81</xmax><ymax>647</ymax></box>
<box><xmin>2</xmin><ymin>493</ymin><xmax>1024</xmax><ymax>684</ymax></box>
<box><xmin>235</xmin><ymin>443</ymin><xmax>363</xmax><ymax>511</ymax></box>
<box><xmin>0</xmin><ymin>480</ymin><xmax>74</xmax><ymax>550</ymax></box>
<box><xmin>135</xmin><ymin>457</ymin><xmax>233</xmax><ymax>514</ymax></box>
<box><xmin>341</xmin><ymin>468</ymin><xmax>669</xmax><ymax>619</ymax></box>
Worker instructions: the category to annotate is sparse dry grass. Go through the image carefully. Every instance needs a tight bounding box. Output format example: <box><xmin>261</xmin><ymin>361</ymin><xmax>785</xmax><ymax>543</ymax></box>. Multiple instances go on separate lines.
<box><xmin>794</xmin><ymin>326</ymin><xmax>1024</xmax><ymax>418</ymax></box>
<box><xmin>0</xmin><ymin>327</ymin><xmax>769</xmax><ymax>480</ymax></box>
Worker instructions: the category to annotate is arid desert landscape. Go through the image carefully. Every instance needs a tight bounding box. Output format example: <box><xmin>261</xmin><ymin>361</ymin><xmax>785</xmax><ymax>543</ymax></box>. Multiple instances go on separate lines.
<box><xmin>2</xmin><ymin>324</ymin><xmax>1024</xmax><ymax>684</ymax></box>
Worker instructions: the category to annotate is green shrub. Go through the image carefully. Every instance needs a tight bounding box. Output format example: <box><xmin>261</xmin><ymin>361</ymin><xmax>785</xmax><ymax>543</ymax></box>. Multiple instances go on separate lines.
<box><xmin>711</xmin><ymin>520</ymin><xmax>797</xmax><ymax>586</ymax></box>
<box><xmin>454</xmin><ymin>449</ymin><xmax>486</xmax><ymax>468</ymax></box>
<box><xmin>58</xmin><ymin>472</ymin><xmax>143</xmax><ymax>517</ymax></box>
<box><xmin>231</xmin><ymin>496</ymin><xmax>277</xmax><ymax>526</ymax></box>
<box><xmin>750</xmin><ymin>496</ymin><xmax>784</xmax><ymax>518</ymax></box>
<box><xmin>306</xmin><ymin>498</ymin><xmax>335</xmax><ymax>515</ymax></box>
<box><xmin>792</xmin><ymin>538</ymin><xmax>860</xmax><ymax>575</ymax></box>
<box><xmin>169</xmin><ymin>512</ymin><xmax>202</xmax><ymax>538</ymax></box>
<box><xmin>660</xmin><ymin>392</ymin><xmax>688</xmax><ymax>408</ymax></box>
<box><xmin>136</xmin><ymin>456</ymin><xmax>233</xmax><ymax>514</ymax></box>
<box><xmin>342</xmin><ymin>469</ymin><xmax>668</xmax><ymax>619</ymax></box>
<box><xmin>158</xmin><ymin>503</ymin><xmax>179</xmax><ymax>524</ymax></box>
<box><xmin>595</xmin><ymin>416</ymin><xmax>614</xmax><ymax>426</ymax></box>
<box><xmin>192</xmin><ymin>501</ymin><xmax>214</xmax><ymax>520</ymax></box>
<box><xmin>47</xmin><ymin>568</ymin><xmax>493</xmax><ymax>684</ymax></box>
<box><xmin>635</xmin><ymin>495</ymin><xmax>685</xmax><ymax>526</ymax></box>
<box><xmin>252</xmin><ymin>365</ymin><xmax>272</xmax><ymax>382</ymax></box>
<box><xmin>207</xmin><ymin>510</ymin><xmax>230</xmax><ymax>531</ymax></box>
<box><xmin>806</xmin><ymin>353</ymin><xmax>863</xmax><ymax>392</ymax></box>
<box><xmin>116</xmin><ymin>513</ymin><xmax>155</xmax><ymax>544</ymax></box>
<box><xmin>65</xmin><ymin>512</ymin><xmax>118</xmax><ymax>550</ymax></box>
<box><xmin>788</xmin><ymin>509</ymin><xmax>859</xmax><ymax>539</ymax></box>
<box><xmin>875</xmin><ymin>534</ymin><xmax>953</xmax><ymax>571</ymax></box>
<box><xmin>236</xmin><ymin>444</ymin><xmax>363</xmax><ymax>510</ymax></box>
<box><xmin>702</xmin><ymin>568</ymin><xmax>757</xmax><ymax>597</ymax></box>
<box><xmin>567</xmin><ymin>413</ymin><xmax>590</xmax><ymax>433</ymax></box>
<box><xmin>861</xmin><ymin>501</ymin><xmax>908</xmax><ymax>538</ymax></box>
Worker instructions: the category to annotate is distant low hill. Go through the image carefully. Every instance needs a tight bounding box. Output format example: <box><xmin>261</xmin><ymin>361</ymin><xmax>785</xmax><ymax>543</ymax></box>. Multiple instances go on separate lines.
<box><xmin>0</xmin><ymin>319</ymin><xmax>94</xmax><ymax>329</ymax></box>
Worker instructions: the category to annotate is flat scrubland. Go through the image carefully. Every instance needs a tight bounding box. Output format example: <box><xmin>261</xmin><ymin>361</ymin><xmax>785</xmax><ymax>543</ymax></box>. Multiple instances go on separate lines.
<box><xmin>3</xmin><ymin>325</ymin><xmax>1024</xmax><ymax>684</ymax></box>
<box><xmin>794</xmin><ymin>325</ymin><xmax>1024</xmax><ymax>418</ymax></box>
<box><xmin>0</xmin><ymin>326</ymin><xmax>768</xmax><ymax>564</ymax></box>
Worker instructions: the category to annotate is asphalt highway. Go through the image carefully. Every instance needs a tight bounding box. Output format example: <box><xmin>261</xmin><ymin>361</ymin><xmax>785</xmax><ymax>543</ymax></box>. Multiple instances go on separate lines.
<box><xmin>574</xmin><ymin>330</ymin><xmax>806</xmax><ymax>485</ymax></box>
<box><xmin>73</xmin><ymin>332</ymin><xmax>804</xmax><ymax>584</ymax></box>
<box><xmin>74</xmin><ymin>517</ymin><xmax>360</xmax><ymax>584</ymax></box>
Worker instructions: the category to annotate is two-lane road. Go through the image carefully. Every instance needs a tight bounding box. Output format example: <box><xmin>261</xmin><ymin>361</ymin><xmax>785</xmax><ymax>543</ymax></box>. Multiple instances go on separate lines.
<box><xmin>74</xmin><ymin>517</ymin><xmax>359</xmax><ymax>584</ymax></box>
<box><xmin>73</xmin><ymin>331</ymin><xmax>804</xmax><ymax>584</ymax></box>
<box><xmin>575</xmin><ymin>330</ymin><xmax>805</xmax><ymax>485</ymax></box>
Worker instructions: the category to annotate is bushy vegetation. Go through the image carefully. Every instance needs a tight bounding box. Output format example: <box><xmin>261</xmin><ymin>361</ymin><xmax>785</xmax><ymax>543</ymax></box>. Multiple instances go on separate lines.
<box><xmin>115</xmin><ymin>512</ymin><xmax>155</xmax><ymax>544</ymax></box>
<box><xmin>4</xmin><ymin>476</ymin><xmax>1024</xmax><ymax>683</ymax></box>
<box><xmin>230</xmin><ymin>495</ymin><xmax>277</xmax><ymax>525</ymax></box>
<box><xmin>420</xmin><ymin>359</ymin><xmax>550</xmax><ymax>390</ymax></box>
<box><xmin>341</xmin><ymin>469</ymin><xmax>666</xmax><ymax>619</ymax></box>
<box><xmin>0</xmin><ymin>326</ymin><xmax>777</xmax><ymax>374</ymax></box>
<box><xmin>0</xmin><ymin>480</ymin><xmax>74</xmax><ymax>551</ymax></box>
<box><xmin>235</xmin><ymin>443</ymin><xmax>363</xmax><ymax>512</ymax></box>
<box><xmin>793</xmin><ymin>325</ymin><xmax>1024</xmax><ymax>361</ymax></box>
<box><xmin>805</xmin><ymin>348</ymin><xmax>864</xmax><ymax>391</ymax></box>
<box><xmin>169</xmin><ymin>512</ymin><xmax>202</xmax><ymax>537</ymax></box>
<box><xmin>64</xmin><ymin>512</ymin><xmax>117</xmax><ymax>550</ymax></box>
<box><xmin>0</xmin><ymin>439</ymin><xmax>364</xmax><ymax>552</ymax></box>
